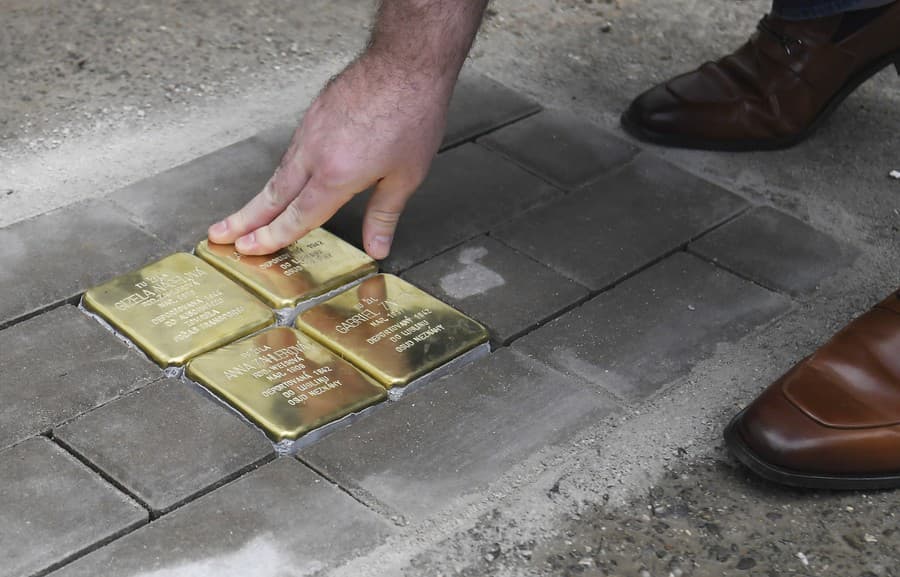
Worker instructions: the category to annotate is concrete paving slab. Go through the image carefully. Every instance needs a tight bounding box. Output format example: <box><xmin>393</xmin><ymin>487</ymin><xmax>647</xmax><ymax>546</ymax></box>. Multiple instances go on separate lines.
<box><xmin>299</xmin><ymin>348</ymin><xmax>620</xmax><ymax>522</ymax></box>
<box><xmin>0</xmin><ymin>305</ymin><xmax>160</xmax><ymax>451</ymax></box>
<box><xmin>0</xmin><ymin>437</ymin><xmax>147</xmax><ymax>577</ymax></box>
<box><xmin>326</xmin><ymin>143</ymin><xmax>561</xmax><ymax>273</ymax></box>
<box><xmin>108</xmin><ymin>130</ymin><xmax>287</xmax><ymax>252</ymax></box>
<box><xmin>442</xmin><ymin>71</ymin><xmax>541</xmax><ymax>150</ymax></box>
<box><xmin>494</xmin><ymin>153</ymin><xmax>750</xmax><ymax>291</ymax></box>
<box><xmin>403</xmin><ymin>236</ymin><xmax>588</xmax><ymax>344</ymax></box>
<box><xmin>55</xmin><ymin>379</ymin><xmax>274</xmax><ymax>513</ymax></box>
<box><xmin>0</xmin><ymin>201</ymin><xmax>168</xmax><ymax>328</ymax></box>
<box><xmin>515</xmin><ymin>253</ymin><xmax>791</xmax><ymax>402</ymax></box>
<box><xmin>689</xmin><ymin>205</ymin><xmax>860</xmax><ymax>296</ymax></box>
<box><xmin>51</xmin><ymin>458</ymin><xmax>393</xmax><ymax>577</ymax></box>
<box><xmin>480</xmin><ymin>109</ymin><xmax>637</xmax><ymax>190</ymax></box>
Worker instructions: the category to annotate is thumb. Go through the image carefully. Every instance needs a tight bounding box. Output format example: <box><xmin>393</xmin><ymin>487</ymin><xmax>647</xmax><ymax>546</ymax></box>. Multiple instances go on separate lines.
<box><xmin>362</xmin><ymin>177</ymin><xmax>414</xmax><ymax>260</ymax></box>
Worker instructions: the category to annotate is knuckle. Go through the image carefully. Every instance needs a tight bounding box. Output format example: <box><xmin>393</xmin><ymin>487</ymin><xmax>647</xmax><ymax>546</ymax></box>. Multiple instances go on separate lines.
<box><xmin>317</xmin><ymin>157</ymin><xmax>354</xmax><ymax>190</ymax></box>
<box><xmin>262</xmin><ymin>178</ymin><xmax>286</xmax><ymax>209</ymax></box>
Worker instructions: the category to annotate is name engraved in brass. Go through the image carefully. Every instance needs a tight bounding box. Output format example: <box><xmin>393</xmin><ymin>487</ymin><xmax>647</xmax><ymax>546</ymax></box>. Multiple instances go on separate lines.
<box><xmin>186</xmin><ymin>327</ymin><xmax>387</xmax><ymax>441</ymax></box>
<box><xmin>195</xmin><ymin>228</ymin><xmax>377</xmax><ymax>309</ymax></box>
<box><xmin>83</xmin><ymin>253</ymin><xmax>275</xmax><ymax>367</ymax></box>
<box><xmin>295</xmin><ymin>274</ymin><xmax>489</xmax><ymax>388</ymax></box>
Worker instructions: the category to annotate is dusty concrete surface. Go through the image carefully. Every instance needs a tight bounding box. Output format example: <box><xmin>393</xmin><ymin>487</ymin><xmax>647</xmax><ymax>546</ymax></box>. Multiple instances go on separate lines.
<box><xmin>2</xmin><ymin>0</ymin><xmax>899</xmax><ymax>575</ymax></box>
<box><xmin>0</xmin><ymin>0</ymin><xmax>374</xmax><ymax>227</ymax></box>
<box><xmin>448</xmin><ymin>456</ymin><xmax>900</xmax><ymax>577</ymax></box>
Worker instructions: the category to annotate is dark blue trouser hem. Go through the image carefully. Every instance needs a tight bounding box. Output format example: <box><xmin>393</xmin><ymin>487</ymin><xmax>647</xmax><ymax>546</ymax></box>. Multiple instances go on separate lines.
<box><xmin>772</xmin><ymin>0</ymin><xmax>894</xmax><ymax>19</ymax></box>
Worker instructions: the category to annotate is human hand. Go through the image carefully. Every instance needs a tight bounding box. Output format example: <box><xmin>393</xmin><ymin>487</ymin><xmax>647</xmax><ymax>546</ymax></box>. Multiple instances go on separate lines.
<box><xmin>207</xmin><ymin>54</ymin><xmax>453</xmax><ymax>259</ymax></box>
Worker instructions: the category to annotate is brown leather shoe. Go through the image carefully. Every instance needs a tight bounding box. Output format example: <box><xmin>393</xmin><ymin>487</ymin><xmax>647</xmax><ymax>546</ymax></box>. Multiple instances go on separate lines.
<box><xmin>621</xmin><ymin>4</ymin><xmax>900</xmax><ymax>151</ymax></box>
<box><xmin>725</xmin><ymin>288</ymin><xmax>900</xmax><ymax>489</ymax></box>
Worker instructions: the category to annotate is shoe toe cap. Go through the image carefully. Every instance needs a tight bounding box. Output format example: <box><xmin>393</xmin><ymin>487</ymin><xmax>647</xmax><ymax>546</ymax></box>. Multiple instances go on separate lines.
<box><xmin>623</xmin><ymin>84</ymin><xmax>683</xmax><ymax>135</ymax></box>
<box><xmin>735</xmin><ymin>375</ymin><xmax>900</xmax><ymax>477</ymax></box>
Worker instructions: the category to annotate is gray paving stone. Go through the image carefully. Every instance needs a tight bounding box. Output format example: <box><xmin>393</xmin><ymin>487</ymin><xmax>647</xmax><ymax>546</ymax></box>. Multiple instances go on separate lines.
<box><xmin>689</xmin><ymin>206</ymin><xmax>859</xmax><ymax>296</ymax></box>
<box><xmin>51</xmin><ymin>458</ymin><xmax>393</xmax><ymax>577</ymax></box>
<box><xmin>0</xmin><ymin>200</ymin><xmax>168</xmax><ymax>328</ymax></box>
<box><xmin>442</xmin><ymin>70</ymin><xmax>541</xmax><ymax>149</ymax></box>
<box><xmin>300</xmin><ymin>348</ymin><xmax>619</xmax><ymax>521</ymax></box>
<box><xmin>0</xmin><ymin>437</ymin><xmax>147</xmax><ymax>577</ymax></box>
<box><xmin>55</xmin><ymin>379</ymin><xmax>274</xmax><ymax>513</ymax></box>
<box><xmin>403</xmin><ymin>236</ymin><xmax>588</xmax><ymax>344</ymax></box>
<box><xmin>494</xmin><ymin>153</ymin><xmax>750</xmax><ymax>291</ymax></box>
<box><xmin>0</xmin><ymin>305</ymin><xmax>160</xmax><ymax>451</ymax></box>
<box><xmin>326</xmin><ymin>143</ymin><xmax>561</xmax><ymax>273</ymax></box>
<box><xmin>479</xmin><ymin>109</ymin><xmax>638</xmax><ymax>190</ymax></box>
<box><xmin>108</xmin><ymin>127</ymin><xmax>290</xmax><ymax>251</ymax></box>
<box><xmin>515</xmin><ymin>253</ymin><xmax>791</xmax><ymax>402</ymax></box>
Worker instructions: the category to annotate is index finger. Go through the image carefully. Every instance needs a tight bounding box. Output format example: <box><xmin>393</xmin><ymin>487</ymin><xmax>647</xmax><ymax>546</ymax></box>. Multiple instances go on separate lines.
<box><xmin>208</xmin><ymin>143</ymin><xmax>310</xmax><ymax>244</ymax></box>
<box><xmin>234</xmin><ymin>176</ymin><xmax>354</xmax><ymax>255</ymax></box>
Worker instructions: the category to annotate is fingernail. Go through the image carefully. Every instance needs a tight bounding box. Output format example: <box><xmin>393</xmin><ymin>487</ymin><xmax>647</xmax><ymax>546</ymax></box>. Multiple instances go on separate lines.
<box><xmin>236</xmin><ymin>232</ymin><xmax>255</xmax><ymax>249</ymax></box>
<box><xmin>372</xmin><ymin>235</ymin><xmax>392</xmax><ymax>258</ymax></box>
<box><xmin>209</xmin><ymin>220</ymin><xmax>227</xmax><ymax>235</ymax></box>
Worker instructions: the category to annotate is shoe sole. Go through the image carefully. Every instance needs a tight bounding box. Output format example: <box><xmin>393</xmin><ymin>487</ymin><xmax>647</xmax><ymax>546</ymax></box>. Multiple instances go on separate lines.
<box><xmin>723</xmin><ymin>410</ymin><xmax>900</xmax><ymax>490</ymax></box>
<box><xmin>621</xmin><ymin>49</ymin><xmax>900</xmax><ymax>152</ymax></box>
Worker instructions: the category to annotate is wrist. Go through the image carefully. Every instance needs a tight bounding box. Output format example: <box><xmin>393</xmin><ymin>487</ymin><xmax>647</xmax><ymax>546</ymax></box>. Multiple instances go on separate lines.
<box><xmin>354</xmin><ymin>50</ymin><xmax>458</xmax><ymax>100</ymax></box>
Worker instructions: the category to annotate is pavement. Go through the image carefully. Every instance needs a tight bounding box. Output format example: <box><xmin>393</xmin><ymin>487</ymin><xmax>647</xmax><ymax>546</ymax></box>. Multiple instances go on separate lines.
<box><xmin>1</xmin><ymin>1</ymin><xmax>899</xmax><ymax>576</ymax></box>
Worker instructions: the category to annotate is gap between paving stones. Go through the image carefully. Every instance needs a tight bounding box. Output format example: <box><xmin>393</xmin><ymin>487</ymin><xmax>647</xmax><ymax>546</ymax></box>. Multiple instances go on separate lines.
<box><xmin>46</xmin><ymin>433</ymin><xmax>155</xmax><ymax>517</ymax></box>
<box><xmin>0</xmin><ymin>298</ymin><xmax>73</xmax><ymax>333</ymax></box>
<box><xmin>477</xmin><ymin>110</ymin><xmax>640</xmax><ymax>192</ymax></box>
<box><xmin>370</xmin><ymin>135</ymin><xmax>645</xmax><ymax>280</ymax></box>
<box><xmin>486</xmin><ymin>241</ymin><xmax>755</xmax><ymax>355</ymax></box>
<box><xmin>439</xmin><ymin>108</ymin><xmax>543</xmax><ymax>155</ymax></box>
<box><xmin>32</xmin><ymin>520</ymin><xmax>145</xmax><ymax>577</ymax></box>
<box><xmin>52</xmin><ymin>424</ymin><xmax>277</xmax><ymax>519</ymax></box>
<box><xmin>488</xmin><ymin>154</ymin><xmax>756</xmax><ymax>293</ymax></box>
<box><xmin>295</xmin><ymin>456</ymin><xmax>406</xmax><ymax>525</ymax></box>
<box><xmin>0</xmin><ymin>372</ymin><xmax>162</xmax><ymax>453</ymax></box>
<box><xmin>32</xmin><ymin>378</ymin><xmax>277</xmax><ymax>523</ymax></box>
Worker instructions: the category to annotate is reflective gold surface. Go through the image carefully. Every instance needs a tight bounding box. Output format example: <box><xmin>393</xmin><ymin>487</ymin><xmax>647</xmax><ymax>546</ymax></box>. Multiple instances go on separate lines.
<box><xmin>83</xmin><ymin>253</ymin><xmax>275</xmax><ymax>367</ymax></box>
<box><xmin>186</xmin><ymin>327</ymin><xmax>387</xmax><ymax>441</ymax></box>
<box><xmin>195</xmin><ymin>228</ymin><xmax>377</xmax><ymax>309</ymax></box>
<box><xmin>295</xmin><ymin>274</ymin><xmax>489</xmax><ymax>388</ymax></box>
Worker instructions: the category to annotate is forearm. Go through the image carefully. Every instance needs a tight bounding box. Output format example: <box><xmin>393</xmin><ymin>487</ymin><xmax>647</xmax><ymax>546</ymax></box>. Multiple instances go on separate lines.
<box><xmin>364</xmin><ymin>0</ymin><xmax>489</xmax><ymax>89</ymax></box>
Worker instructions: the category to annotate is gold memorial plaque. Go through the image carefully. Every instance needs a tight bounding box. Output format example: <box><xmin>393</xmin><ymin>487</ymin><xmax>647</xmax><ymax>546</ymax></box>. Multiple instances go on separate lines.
<box><xmin>83</xmin><ymin>253</ymin><xmax>275</xmax><ymax>367</ymax></box>
<box><xmin>186</xmin><ymin>327</ymin><xmax>387</xmax><ymax>442</ymax></box>
<box><xmin>295</xmin><ymin>274</ymin><xmax>489</xmax><ymax>388</ymax></box>
<box><xmin>195</xmin><ymin>228</ymin><xmax>377</xmax><ymax>309</ymax></box>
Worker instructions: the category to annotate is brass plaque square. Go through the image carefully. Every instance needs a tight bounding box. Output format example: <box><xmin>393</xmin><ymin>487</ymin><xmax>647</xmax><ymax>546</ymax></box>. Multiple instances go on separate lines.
<box><xmin>83</xmin><ymin>253</ymin><xmax>275</xmax><ymax>367</ymax></box>
<box><xmin>195</xmin><ymin>228</ymin><xmax>377</xmax><ymax>309</ymax></box>
<box><xmin>186</xmin><ymin>326</ymin><xmax>387</xmax><ymax>442</ymax></box>
<box><xmin>295</xmin><ymin>274</ymin><xmax>489</xmax><ymax>388</ymax></box>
